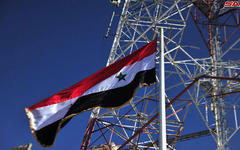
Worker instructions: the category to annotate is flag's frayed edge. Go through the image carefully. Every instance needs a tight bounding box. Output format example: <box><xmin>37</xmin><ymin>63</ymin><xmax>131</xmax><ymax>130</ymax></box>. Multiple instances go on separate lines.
<box><xmin>25</xmin><ymin>108</ymin><xmax>54</xmax><ymax>147</ymax></box>
<box><xmin>25</xmin><ymin>81</ymin><xmax>155</xmax><ymax>147</ymax></box>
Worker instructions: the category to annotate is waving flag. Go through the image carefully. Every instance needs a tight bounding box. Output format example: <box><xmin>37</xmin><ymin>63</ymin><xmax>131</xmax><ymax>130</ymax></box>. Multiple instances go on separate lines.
<box><xmin>25</xmin><ymin>38</ymin><xmax>157</xmax><ymax>147</ymax></box>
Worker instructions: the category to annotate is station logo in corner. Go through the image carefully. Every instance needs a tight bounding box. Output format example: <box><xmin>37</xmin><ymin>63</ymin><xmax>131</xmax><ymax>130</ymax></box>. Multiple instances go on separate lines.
<box><xmin>224</xmin><ymin>1</ymin><xmax>240</xmax><ymax>8</ymax></box>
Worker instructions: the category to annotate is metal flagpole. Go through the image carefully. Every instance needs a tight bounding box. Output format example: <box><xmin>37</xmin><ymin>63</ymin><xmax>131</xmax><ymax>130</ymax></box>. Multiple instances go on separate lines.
<box><xmin>159</xmin><ymin>28</ymin><xmax>167</xmax><ymax>150</ymax></box>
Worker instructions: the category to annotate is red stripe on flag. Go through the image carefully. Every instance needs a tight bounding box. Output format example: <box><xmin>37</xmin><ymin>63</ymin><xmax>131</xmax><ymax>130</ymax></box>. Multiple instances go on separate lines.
<box><xmin>28</xmin><ymin>39</ymin><xmax>157</xmax><ymax>110</ymax></box>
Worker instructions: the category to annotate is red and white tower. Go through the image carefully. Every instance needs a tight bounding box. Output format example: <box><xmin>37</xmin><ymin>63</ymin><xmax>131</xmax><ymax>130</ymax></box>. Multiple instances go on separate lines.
<box><xmin>82</xmin><ymin>1</ymin><xmax>240</xmax><ymax>149</ymax></box>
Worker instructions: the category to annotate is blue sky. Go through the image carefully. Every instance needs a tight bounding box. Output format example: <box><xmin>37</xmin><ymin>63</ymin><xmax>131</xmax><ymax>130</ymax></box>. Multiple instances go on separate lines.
<box><xmin>0</xmin><ymin>1</ymin><xmax>239</xmax><ymax>150</ymax></box>
<box><xmin>0</xmin><ymin>1</ymin><xmax>116</xmax><ymax>149</ymax></box>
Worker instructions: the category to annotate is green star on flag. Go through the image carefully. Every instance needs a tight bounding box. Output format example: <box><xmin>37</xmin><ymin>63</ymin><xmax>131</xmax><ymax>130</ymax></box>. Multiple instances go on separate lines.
<box><xmin>116</xmin><ymin>72</ymin><xmax>126</xmax><ymax>81</ymax></box>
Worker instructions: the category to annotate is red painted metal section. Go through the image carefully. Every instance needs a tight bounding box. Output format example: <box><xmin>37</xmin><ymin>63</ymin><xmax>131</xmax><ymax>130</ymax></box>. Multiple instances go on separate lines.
<box><xmin>81</xmin><ymin>117</ymin><xmax>96</xmax><ymax>150</ymax></box>
<box><xmin>117</xmin><ymin>113</ymin><xmax>159</xmax><ymax>150</ymax></box>
<box><xmin>207</xmin><ymin>90</ymin><xmax>240</xmax><ymax>98</ymax></box>
<box><xmin>192</xmin><ymin>0</ymin><xmax>240</xmax><ymax>57</ymax></box>
<box><xmin>207</xmin><ymin>0</ymin><xmax>213</xmax><ymax>57</ymax></box>
<box><xmin>96</xmin><ymin>122</ymin><xmax>112</xmax><ymax>150</ymax></box>
<box><xmin>203</xmin><ymin>75</ymin><xmax>240</xmax><ymax>82</ymax></box>
<box><xmin>166</xmin><ymin>77</ymin><xmax>200</xmax><ymax>108</ymax></box>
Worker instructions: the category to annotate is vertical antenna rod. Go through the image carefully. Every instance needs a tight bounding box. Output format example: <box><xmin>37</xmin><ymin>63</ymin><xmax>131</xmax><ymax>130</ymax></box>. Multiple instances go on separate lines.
<box><xmin>104</xmin><ymin>11</ymin><xmax>115</xmax><ymax>39</ymax></box>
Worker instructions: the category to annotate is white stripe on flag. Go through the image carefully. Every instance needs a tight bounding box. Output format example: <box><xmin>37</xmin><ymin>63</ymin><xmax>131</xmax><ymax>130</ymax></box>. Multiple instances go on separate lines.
<box><xmin>28</xmin><ymin>97</ymin><xmax>79</xmax><ymax>130</ymax></box>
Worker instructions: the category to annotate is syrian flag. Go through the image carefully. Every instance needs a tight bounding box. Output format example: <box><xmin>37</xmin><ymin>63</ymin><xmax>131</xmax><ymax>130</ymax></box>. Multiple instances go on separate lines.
<box><xmin>26</xmin><ymin>38</ymin><xmax>157</xmax><ymax>147</ymax></box>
